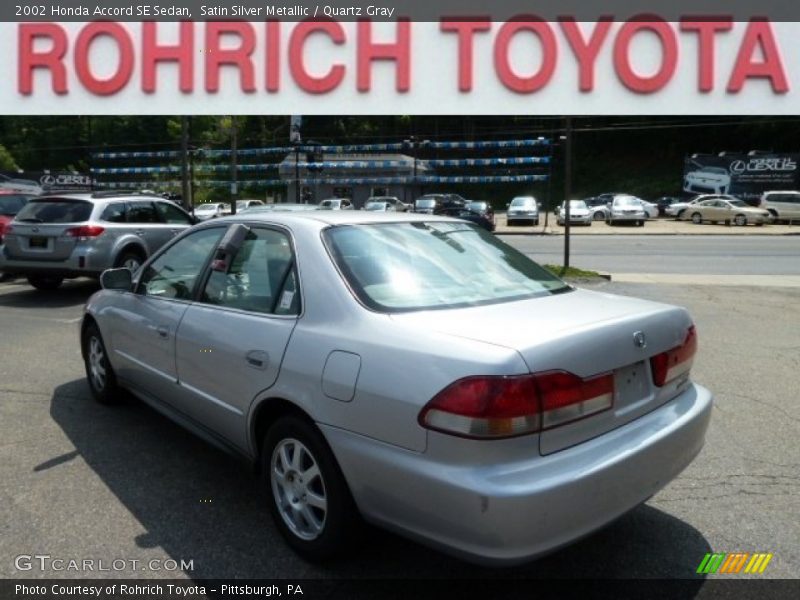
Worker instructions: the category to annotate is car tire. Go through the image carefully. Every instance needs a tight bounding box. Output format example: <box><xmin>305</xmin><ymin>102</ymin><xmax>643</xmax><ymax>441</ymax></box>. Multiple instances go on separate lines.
<box><xmin>262</xmin><ymin>415</ymin><xmax>362</xmax><ymax>562</ymax></box>
<box><xmin>676</xmin><ymin>209</ymin><xmax>686</xmax><ymax>220</ymax></box>
<box><xmin>27</xmin><ymin>275</ymin><xmax>63</xmax><ymax>291</ymax></box>
<box><xmin>734</xmin><ymin>214</ymin><xmax>747</xmax><ymax>227</ymax></box>
<box><xmin>691</xmin><ymin>212</ymin><xmax>702</xmax><ymax>225</ymax></box>
<box><xmin>82</xmin><ymin>323</ymin><xmax>120</xmax><ymax>405</ymax></box>
<box><xmin>115</xmin><ymin>250</ymin><xmax>145</xmax><ymax>273</ymax></box>
<box><xmin>534</xmin><ymin>219</ymin><xmax>539</xmax><ymax>226</ymax></box>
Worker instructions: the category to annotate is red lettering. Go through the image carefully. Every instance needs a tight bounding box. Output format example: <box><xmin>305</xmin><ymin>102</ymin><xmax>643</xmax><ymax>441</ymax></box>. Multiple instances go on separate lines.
<box><xmin>440</xmin><ymin>19</ymin><xmax>491</xmax><ymax>92</ymax></box>
<box><xmin>559</xmin><ymin>18</ymin><xmax>613</xmax><ymax>92</ymax></box>
<box><xmin>288</xmin><ymin>19</ymin><xmax>346</xmax><ymax>94</ymax></box>
<box><xmin>494</xmin><ymin>17</ymin><xmax>557</xmax><ymax>93</ymax></box>
<box><xmin>142</xmin><ymin>22</ymin><xmax>194</xmax><ymax>94</ymax></box>
<box><xmin>614</xmin><ymin>17</ymin><xmax>678</xmax><ymax>94</ymax></box>
<box><xmin>680</xmin><ymin>18</ymin><xmax>733</xmax><ymax>93</ymax></box>
<box><xmin>75</xmin><ymin>22</ymin><xmax>134</xmax><ymax>96</ymax></box>
<box><xmin>357</xmin><ymin>20</ymin><xmax>411</xmax><ymax>92</ymax></box>
<box><xmin>266</xmin><ymin>20</ymin><xmax>280</xmax><ymax>93</ymax></box>
<box><xmin>18</xmin><ymin>23</ymin><xmax>68</xmax><ymax>95</ymax></box>
<box><xmin>205</xmin><ymin>22</ymin><xmax>256</xmax><ymax>93</ymax></box>
<box><xmin>728</xmin><ymin>19</ymin><xmax>789</xmax><ymax>93</ymax></box>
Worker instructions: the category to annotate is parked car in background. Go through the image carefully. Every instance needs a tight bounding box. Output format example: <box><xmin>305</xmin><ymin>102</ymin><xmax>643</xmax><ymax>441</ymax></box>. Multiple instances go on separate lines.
<box><xmin>607</xmin><ymin>195</ymin><xmax>647</xmax><ymax>226</ymax></box>
<box><xmin>0</xmin><ymin>192</ymin><xmax>35</xmax><ymax>281</ymax></box>
<box><xmin>437</xmin><ymin>206</ymin><xmax>495</xmax><ymax>231</ymax></box>
<box><xmin>679</xmin><ymin>198</ymin><xmax>771</xmax><ymax>226</ymax></box>
<box><xmin>585</xmin><ymin>197</ymin><xmax>611</xmax><ymax>221</ymax></box>
<box><xmin>0</xmin><ymin>192</ymin><xmax>34</xmax><ymax>244</ymax></box>
<box><xmin>0</xmin><ymin>173</ymin><xmax>43</xmax><ymax>195</ymax></box>
<box><xmin>760</xmin><ymin>191</ymin><xmax>800</xmax><ymax>223</ymax></box>
<box><xmin>241</xmin><ymin>203</ymin><xmax>319</xmax><ymax>214</ymax></box>
<box><xmin>414</xmin><ymin>194</ymin><xmax>446</xmax><ymax>214</ymax></box>
<box><xmin>556</xmin><ymin>200</ymin><xmax>592</xmax><ymax>226</ymax></box>
<box><xmin>466</xmin><ymin>201</ymin><xmax>496</xmax><ymax>229</ymax></box>
<box><xmin>640</xmin><ymin>200</ymin><xmax>659</xmax><ymax>219</ymax></box>
<box><xmin>654</xmin><ymin>196</ymin><xmax>684</xmax><ymax>217</ymax></box>
<box><xmin>235</xmin><ymin>200</ymin><xmax>265</xmax><ymax>212</ymax></box>
<box><xmin>0</xmin><ymin>192</ymin><xmax>195</xmax><ymax>290</ymax></box>
<box><xmin>83</xmin><ymin>211</ymin><xmax>711</xmax><ymax>565</ymax></box>
<box><xmin>367</xmin><ymin>196</ymin><xmax>410</xmax><ymax>212</ymax></box>
<box><xmin>319</xmin><ymin>198</ymin><xmax>353</xmax><ymax>210</ymax></box>
<box><xmin>683</xmin><ymin>166</ymin><xmax>731</xmax><ymax>195</ymax></box>
<box><xmin>194</xmin><ymin>203</ymin><xmax>230</xmax><ymax>221</ymax></box>
<box><xmin>666</xmin><ymin>194</ymin><xmax>738</xmax><ymax>219</ymax></box>
<box><xmin>364</xmin><ymin>201</ymin><xmax>395</xmax><ymax>212</ymax></box>
<box><xmin>506</xmin><ymin>196</ymin><xmax>540</xmax><ymax>226</ymax></box>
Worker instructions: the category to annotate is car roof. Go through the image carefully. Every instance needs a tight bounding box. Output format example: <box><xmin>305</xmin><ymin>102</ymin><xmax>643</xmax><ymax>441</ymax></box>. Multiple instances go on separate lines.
<box><xmin>31</xmin><ymin>192</ymin><xmax>166</xmax><ymax>203</ymax></box>
<box><xmin>212</xmin><ymin>210</ymin><xmax>457</xmax><ymax>230</ymax></box>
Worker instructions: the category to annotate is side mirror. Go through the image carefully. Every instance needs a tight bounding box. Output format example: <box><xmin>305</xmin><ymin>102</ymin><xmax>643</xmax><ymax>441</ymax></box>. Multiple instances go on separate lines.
<box><xmin>100</xmin><ymin>268</ymin><xmax>133</xmax><ymax>291</ymax></box>
<box><xmin>211</xmin><ymin>223</ymin><xmax>251</xmax><ymax>272</ymax></box>
<box><xmin>506</xmin><ymin>203</ymin><xmax>510</xmax><ymax>208</ymax></box>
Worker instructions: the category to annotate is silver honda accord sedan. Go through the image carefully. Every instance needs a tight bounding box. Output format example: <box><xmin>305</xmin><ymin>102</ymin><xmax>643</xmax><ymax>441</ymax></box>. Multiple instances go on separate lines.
<box><xmin>80</xmin><ymin>211</ymin><xmax>712</xmax><ymax>565</ymax></box>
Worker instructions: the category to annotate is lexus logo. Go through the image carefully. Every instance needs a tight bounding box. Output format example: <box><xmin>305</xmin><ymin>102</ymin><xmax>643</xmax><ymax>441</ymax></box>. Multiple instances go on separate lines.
<box><xmin>31</xmin><ymin>227</ymin><xmax>39</xmax><ymax>233</ymax></box>
<box><xmin>633</xmin><ymin>331</ymin><xmax>647</xmax><ymax>349</ymax></box>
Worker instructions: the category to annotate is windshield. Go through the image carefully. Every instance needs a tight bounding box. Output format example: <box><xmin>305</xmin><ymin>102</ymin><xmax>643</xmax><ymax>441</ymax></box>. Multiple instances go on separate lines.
<box><xmin>323</xmin><ymin>222</ymin><xmax>569</xmax><ymax>313</ymax></box>
<box><xmin>195</xmin><ymin>204</ymin><xmax>219</xmax><ymax>212</ymax></box>
<box><xmin>728</xmin><ymin>200</ymin><xmax>748</xmax><ymax>207</ymax></box>
<box><xmin>614</xmin><ymin>196</ymin><xmax>640</xmax><ymax>206</ymax></box>
<box><xmin>511</xmin><ymin>197</ymin><xmax>536</xmax><ymax>207</ymax></box>
<box><xmin>467</xmin><ymin>201</ymin><xmax>488</xmax><ymax>211</ymax></box>
<box><xmin>0</xmin><ymin>194</ymin><xmax>29</xmax><ymax>216</ymax></box>
<box><xmin>416</xmin><ymin>199</ymin><xmax>436</xmax><ymax>208</ymax></box>
<box><xmin>566</xmin><ymin>200</ymin><xmax>587</xmax><ymax>210</ymax></box>
<box><xmin>15</xmin><ymin>199</ymin><xmax>93</xmax><ymax>223</ymax></box>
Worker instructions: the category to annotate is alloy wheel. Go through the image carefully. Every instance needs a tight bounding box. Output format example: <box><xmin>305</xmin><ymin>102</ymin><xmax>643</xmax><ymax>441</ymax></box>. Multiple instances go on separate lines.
<box><xmin>271</xmin><ymin>438</ymin><xmax>328</xmax><ymax>541</ymax></box>
<box><xmin>88</xmin><ymin>336</ymin><xmax>106</xmax><ymax>392</ymax></box>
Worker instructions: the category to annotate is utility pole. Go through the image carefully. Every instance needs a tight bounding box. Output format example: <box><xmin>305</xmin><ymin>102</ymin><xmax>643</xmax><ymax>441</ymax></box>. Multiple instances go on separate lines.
<box><xmin>180</xmin><ymin>116</ymin><xmax>191</xmax><ymax>211</ymax></box>
<box><xmin>563</xmin><ymin>116</ymin><xmax>573</xmax><ymax>271</ymax></box>
<box><xmin>230</xmin><ymin>116</ymin><xmax>238</xmax><ymax>215</ymax></box>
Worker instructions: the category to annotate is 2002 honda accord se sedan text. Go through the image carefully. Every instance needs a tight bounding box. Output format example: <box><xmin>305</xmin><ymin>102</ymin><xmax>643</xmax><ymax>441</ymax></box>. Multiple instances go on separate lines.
<box><xmin>80</xmin><ymin>211</ymin><xmax>712</xmax><ymax>565</ymax></box>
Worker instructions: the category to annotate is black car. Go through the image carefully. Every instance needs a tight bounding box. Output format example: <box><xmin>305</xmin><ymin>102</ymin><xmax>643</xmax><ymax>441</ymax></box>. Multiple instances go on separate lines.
<box><xmin>466</xmin><ymin>201</ymin><xmax>496</xmax><ymax>227</ymax></box>
<box><xmin>437</xmin><ymin>207</ymin><xmax>495</xmax><ymax>232</ymax></box>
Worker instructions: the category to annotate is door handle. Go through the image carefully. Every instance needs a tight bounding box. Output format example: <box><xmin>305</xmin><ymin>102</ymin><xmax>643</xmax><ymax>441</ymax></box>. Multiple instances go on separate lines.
<box><xmin>156</xmin><ymin>326</ymin><xmax>169</xmax><ymax>339</ymax></box>
<box><xmin>135</xmin><ymin>229</ymin><xmax>145</xmax><ymax>236</ymax></box>
<box><xmin>245</xmin><ymin>350</ymin><xmax>269</xmax><ymax>370</ymax></box>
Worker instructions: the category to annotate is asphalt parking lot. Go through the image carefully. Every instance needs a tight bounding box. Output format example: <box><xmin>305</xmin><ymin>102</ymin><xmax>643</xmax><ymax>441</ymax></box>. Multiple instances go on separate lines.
<box><xmin>1</xmin><ymin>242</ymin><xmax>798</xmax><ymax>581</ymax></box>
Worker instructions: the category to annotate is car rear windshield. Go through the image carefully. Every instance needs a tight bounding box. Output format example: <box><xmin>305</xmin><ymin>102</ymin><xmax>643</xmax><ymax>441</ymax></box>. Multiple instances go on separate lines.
<box><xmin>323</xmin><ymin>222</ymin><xmax>570</xmax><ymax>312</ymax></box>
<box><xmin>0</xmin><ymin>195</ymin><xmax>29</xmax><ymax>216</ymax></box>
<box><xmin>511</xmin><ymin>197</ymin><xmax>536</xmax><ymax>207</ymax></box>
<box><xmin>14</xmin><ymin>199</ymin><xmax>93</xmax><ymax>223</ymax></box>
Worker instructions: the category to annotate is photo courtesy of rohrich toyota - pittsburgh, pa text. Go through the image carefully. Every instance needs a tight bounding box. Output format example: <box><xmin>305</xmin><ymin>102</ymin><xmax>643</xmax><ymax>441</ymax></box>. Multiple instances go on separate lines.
<box><xmin>0</xmin><ymin>2</ymin><xmax>798</xmax><ymax>599</ymax></box>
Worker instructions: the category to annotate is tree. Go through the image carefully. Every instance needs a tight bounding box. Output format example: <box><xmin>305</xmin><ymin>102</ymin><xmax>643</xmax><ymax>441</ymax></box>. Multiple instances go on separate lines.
<box><xmin>0</xmin><ymin>144</ymin><xmax>19</xmax><ymax>171</ymax></box>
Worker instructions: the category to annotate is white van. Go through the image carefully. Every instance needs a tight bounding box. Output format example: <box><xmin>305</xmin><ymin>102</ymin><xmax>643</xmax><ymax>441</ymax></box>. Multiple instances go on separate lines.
<box><xmin>761</xmin><ymin>191</ymin><xmax>800</xmax><ymax>223</ymax></box>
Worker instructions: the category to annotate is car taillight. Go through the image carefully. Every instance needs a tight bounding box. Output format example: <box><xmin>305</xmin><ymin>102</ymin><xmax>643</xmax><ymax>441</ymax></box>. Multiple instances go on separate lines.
<box><xmin>418</xmin><ymin>371</ymin><xmax>614</xmax><ymax>439</ymax></box>
<box><xmin>64</xmin><ymin>225</ymin><xmax>105</xmax><ymax>238</ymax></box>
<box><xmin>650</xmin><ymin>326</ymin><xmax>697</xmax><ymax>387</ymax></box>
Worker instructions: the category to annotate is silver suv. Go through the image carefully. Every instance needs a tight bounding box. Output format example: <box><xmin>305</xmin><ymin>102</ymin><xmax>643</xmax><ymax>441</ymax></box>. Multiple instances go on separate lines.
<box><xmin>0</xmin><ymin>192</ymin><xmax>195</xmax><ymax>290</ymax></box>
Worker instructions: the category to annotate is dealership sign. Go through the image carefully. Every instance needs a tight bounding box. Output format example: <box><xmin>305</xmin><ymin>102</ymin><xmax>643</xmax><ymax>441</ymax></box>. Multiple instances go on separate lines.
<box><xmin>683</xmin><ymin>154</ymin><xmax>799</xmax><ymax>200</ymax></box>
<box><xmin>3</xmin><ymin>19</ymin><xmax>800</xmax><ymax>114</ymax></box>
<box><xmin>0</xmin><ymin>171</ymin><xmax>94</xmax><ymax>194</ymax></box>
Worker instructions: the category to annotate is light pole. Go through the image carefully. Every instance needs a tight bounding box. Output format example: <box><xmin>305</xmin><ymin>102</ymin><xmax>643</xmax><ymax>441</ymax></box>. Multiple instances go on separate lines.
<box><xmin>404</xmin><ymin>136</ymin><xmax>430</xmax><ymax>206</ymax></box>
<box><xmin>562</xmin><ymin>117</ymin><xmax>573</xmax><ymax>272</ymax></box>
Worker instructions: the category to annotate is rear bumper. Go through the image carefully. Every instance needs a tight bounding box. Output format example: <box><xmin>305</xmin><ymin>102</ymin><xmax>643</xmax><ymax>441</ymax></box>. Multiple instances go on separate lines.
<box><xmin>0</xmin><ymin>245</ymin><xmax>107</xmax><ymax>278</ymax></box>
<box><xmin>324</xmin><ymin>382</ymin><xmax>712</xmax><ymax>566</ymax></box>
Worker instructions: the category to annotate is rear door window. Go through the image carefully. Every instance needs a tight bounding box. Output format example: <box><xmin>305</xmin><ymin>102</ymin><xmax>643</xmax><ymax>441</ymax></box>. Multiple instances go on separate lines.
<box><xmin>100</xmin><ymin>202</ymin><xmax>127</xmax><ymax>223</ymax></box>
<box><xmin>14</xmin><ymin>199</ymin><xmax>93</xmax><ymax>223</ymax></box>
<box><xmin>127</xmin><ymin>202</ymin><xmax>159</xmax><ymax>223</ymax></box>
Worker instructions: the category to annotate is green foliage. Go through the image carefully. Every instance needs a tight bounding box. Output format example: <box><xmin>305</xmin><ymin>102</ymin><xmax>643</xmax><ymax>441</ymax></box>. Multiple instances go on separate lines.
<box><xmin>0</xmin><ymin>144</ymin><xmax>19</xmax><ymax>171</ymax></box>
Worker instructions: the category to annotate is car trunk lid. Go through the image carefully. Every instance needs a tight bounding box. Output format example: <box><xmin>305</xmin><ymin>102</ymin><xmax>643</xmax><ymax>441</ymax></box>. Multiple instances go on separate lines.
<box><xmin>392</xmin><ymin>288</ymin><xmax>695</xmax><ymax>454</ymax></box>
